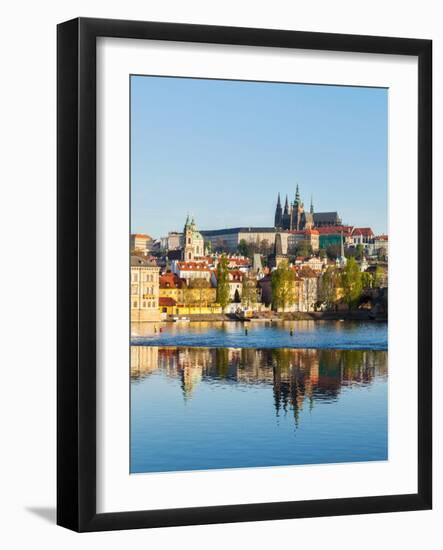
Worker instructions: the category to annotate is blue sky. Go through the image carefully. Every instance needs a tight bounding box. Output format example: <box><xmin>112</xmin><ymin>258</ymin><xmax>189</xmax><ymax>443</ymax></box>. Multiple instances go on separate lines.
<box><xmin>131</xmin><ymin>76</ymin><xmax>387</xmax><ymax>238</ymax></box>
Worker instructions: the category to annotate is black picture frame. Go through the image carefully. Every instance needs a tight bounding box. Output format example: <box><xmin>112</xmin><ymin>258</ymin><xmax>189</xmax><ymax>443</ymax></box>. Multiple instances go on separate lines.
<box><xmin>57</xmin><ymin>17</ymin><xmax>432</xmax><ymax>532</ymax></box>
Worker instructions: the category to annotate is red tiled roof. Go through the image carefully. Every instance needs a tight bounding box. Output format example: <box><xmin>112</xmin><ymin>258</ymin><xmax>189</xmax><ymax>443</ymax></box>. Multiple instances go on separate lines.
<box><xmin>352</xmin><ymin>227</ymin><xmax>374</xmax><ymax>237</ymax></box>
<box><xmin>228</xmin><ymin>258</ymin><xmax>250</xmax><ymax>265</ymax></box>
<box><xmin>228</xmin><ymin>270</ymin><xmax>244</xmax><ymax>281</ymax></box>
<box><xmin>375</xmin><ymin>234</ymin><xmax>388</xmax><ymax>241</ymax></box>
<box><xmin>315</xmin><ymin>225</ymin><xmax>354</xmax><ymax>235</ymax></box>
<box><xmin>159</xmin><ymin>297</ymin><xmax>177</xmax><ymax>306</ymax></box>
<box><xmin>177</xmin><ymin>261</ymin><xmax>210</xmax><ymax>272</ymax></box>
<box><xmin>159</xmin><ymin>273</ymin><xmax>185</xmax><ymax>289</ymax></box>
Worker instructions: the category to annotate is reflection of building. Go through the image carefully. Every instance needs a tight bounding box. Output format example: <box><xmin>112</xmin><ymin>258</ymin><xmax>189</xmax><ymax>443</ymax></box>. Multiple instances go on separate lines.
<box><xmin>142</xmin><ymin>346</ymin><xmax>387</xmax><ymax>425</ymax></box>
<box><xmin>131</xmin><ymin>346</ymin><xmax>159</xmax><ymax>378</ymax></box>
<box><xmin>131</xmin><ymin>256</ymin><xmax>160</xmax><ymax>322</ymax></box>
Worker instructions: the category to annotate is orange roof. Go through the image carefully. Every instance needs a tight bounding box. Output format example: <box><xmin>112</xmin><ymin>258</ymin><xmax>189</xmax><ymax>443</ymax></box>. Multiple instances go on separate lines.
<box><xmin>132</xmin><ymin>233</ymin><xmax>152</xmax><ymax>239</ymax></box>
<box><xmin>159</xmin><ymin>273</ymin><xmax>185</xmax><ymax>289</ymax></box>
<box><xmin>375</xmin><ymin>234</ymin><xmax>388</xmax><ymax>241</ymax></box>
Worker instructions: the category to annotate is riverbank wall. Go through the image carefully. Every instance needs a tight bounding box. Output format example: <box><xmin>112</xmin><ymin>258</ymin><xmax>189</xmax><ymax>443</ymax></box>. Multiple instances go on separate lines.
<box><xmin>164</xmin><ymin>310</ymin><xmax>387</xmax><ymax>323</ymax></box>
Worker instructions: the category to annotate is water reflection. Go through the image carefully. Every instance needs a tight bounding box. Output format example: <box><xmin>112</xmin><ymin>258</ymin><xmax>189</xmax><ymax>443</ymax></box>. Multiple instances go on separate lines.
<box><xmin>131</xmin><ymin>320</ymin><xmax>388</xmax><ymax>350</ymax></box>
<box><xmin>131</xmin><ymin>346</ymin><xmax>387</xmax><ymax>424</ymax></box>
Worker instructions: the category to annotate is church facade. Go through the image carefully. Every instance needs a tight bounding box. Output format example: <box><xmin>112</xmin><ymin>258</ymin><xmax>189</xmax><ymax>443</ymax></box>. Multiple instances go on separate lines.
<box><xmin>182</xmin><ymin>215</ymin><xmax>205</xmax><ymax>260</ymax></box>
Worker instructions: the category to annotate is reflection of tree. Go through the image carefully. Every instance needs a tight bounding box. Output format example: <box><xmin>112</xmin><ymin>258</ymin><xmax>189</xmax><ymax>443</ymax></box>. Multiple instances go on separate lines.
<box><xmin>132</xmin><ymin>346</ymin><xmax>387</xmax><ymax>427</ymax></box>
<box><xmin>215</xmin><ymin>348</ymin><xmax>230</xmax><ymax>379</ymax></box>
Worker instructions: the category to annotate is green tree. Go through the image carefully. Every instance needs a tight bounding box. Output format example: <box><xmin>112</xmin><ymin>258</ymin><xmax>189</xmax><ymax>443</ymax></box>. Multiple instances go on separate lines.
<box><xmin>361</xmin><ymin>271</ymin><xmax>373</xmax><ymax>289</ymax></box>
<box><xmin>271</xmin><ymin>261</ymin><xmax>296</xmax><ymax>311</ymax></box>
<box><xmin>326</xmin><ymin>243</ymin><xmax>341</xmax><ymax>260</ymax></box>
<box><xmin>241</xmin><ymin>274</ymin><xmax>258</xmax><ymax>307</ymax></box>
<box><xmin>216</xmin><ymin>255</ymin><xmax>230</xmax><ymax>311</ymax></box>
<box><xmin>373</xmin><ymin>265</ymin><xmax>384</xmax><ymax>288</ymax></box>
<box><xmin>319</xmin><ymin>266</ymin><xmax>340</xmax><ymax>308</ymax></box>
<box><xmin>237</xmin><ymin>239</ymin><xmax>250</xmax><ymax>257</ymax></box>
<box><xmin>259</xmin><ymin>239</ymin><xmax>272</xmax><ymax>256</ymax></box>
<box><xmin>295</xmin><ymin>242</ymin><xmax>312</xmax><ymax>257</ymax></box>
<box><xmin>355</xmin><ymin>244</ymin><xmax>364</xmax><ymax>260</ymax></box>
<box><xmin>341</xmin><ymin>257</ymin><xmax>363</xmax><ymax>308</ymax></box>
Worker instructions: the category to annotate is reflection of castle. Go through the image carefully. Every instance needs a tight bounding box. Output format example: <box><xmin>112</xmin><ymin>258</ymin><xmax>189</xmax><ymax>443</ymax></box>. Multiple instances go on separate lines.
<box><xmin>131</xmin><ymin>346</ymin><xmax>387</xmax><ymax>428</ymax></box>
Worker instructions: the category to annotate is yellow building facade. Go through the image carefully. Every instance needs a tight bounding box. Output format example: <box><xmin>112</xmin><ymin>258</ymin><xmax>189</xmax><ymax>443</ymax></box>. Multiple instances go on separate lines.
<box><xmin>131</xmin><ymin>256</ymin><xmax>161</xmax><ymax>322</ymax></box>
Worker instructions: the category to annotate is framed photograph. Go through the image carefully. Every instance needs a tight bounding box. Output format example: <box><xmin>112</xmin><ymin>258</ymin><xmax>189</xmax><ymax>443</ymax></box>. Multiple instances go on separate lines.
<box><xmin>57</xmin><ymin>17</ymin><xmax>432</xmax><ymax>532</ymax></box>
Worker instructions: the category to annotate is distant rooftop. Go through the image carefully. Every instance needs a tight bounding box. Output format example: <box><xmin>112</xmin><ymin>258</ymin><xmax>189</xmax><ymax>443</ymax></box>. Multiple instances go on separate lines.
<box><xmin>201</xmin><ymin>227</ymin><xmax>276</xmax><ymax>236</ymax></box>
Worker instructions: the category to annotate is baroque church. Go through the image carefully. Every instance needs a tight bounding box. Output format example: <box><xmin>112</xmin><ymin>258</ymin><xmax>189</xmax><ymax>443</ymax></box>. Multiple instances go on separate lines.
<box><xmin>274</xmin><ymin>184</ymin><xmax>341</xmax><ymax>230</ymax></box>
<box><xmin>182</xmin><ymin>215</ymin><xmax>205</xmax><ymax>260</ymax></box>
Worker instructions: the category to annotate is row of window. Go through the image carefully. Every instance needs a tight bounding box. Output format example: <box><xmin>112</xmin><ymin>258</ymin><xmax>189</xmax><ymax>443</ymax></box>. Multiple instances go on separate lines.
<box><xmin>132</xmin><ymin>300</ymin><xmax>157</xmax><ymax>309</ymax></box>
<box><xmin>131</xmin><ymin>272</ymin><xmax>157</xmax><ymax>283</ymax></box>
<box><xmin>131</xmin><ymin>285</ymin><xmax>156</xmax><ymax>295</ymax></box>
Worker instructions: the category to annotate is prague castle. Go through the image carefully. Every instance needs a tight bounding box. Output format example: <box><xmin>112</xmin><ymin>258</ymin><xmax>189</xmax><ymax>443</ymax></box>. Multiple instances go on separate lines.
<box><xmin>274</xmin><ymin>184</ymin><xmax>341</xmax><ymax>231</ymax></box>
<box><xmin>200</xmin><ymin>185</ymin><xmax>342</xmax><ymax>253</ymax></box>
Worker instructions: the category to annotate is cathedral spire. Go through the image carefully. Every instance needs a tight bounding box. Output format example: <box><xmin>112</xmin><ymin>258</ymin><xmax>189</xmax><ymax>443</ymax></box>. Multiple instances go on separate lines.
<box><xmin>310</xmin><ymin>195</ymin><xmax>314</xmax><ymax>214</ymax></box>
<box><xmin>295</xmin><ymin>184</ymin><xmax>300</xmax><ymax>204</ymax></box>
<box><xmin>283</xmin><ymin>195</ymin><xmax>289</xmax><ymax>215</ymax></box>
<box><xmin>274</xmin><ymin>193</ymin><xmax>283</xmax><ymax>228</ymax></box>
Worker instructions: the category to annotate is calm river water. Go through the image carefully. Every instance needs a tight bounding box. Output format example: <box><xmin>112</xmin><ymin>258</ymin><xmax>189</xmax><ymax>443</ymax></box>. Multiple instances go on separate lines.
<box><xmin>131</xmin><ymin>321</ymin><xmax>388</xmax><ymax>474</ymax></box>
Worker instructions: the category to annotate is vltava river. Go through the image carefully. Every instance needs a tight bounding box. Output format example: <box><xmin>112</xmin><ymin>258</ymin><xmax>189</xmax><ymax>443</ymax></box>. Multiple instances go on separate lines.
<box><xmin>131</xmin><ymin>322</ymin><xmax>388</xmax><ymax>474</ymax></box>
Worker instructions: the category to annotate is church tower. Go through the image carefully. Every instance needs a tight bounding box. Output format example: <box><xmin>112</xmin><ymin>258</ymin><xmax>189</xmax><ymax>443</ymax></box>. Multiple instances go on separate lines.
<box><xmin>291</xmin><ymin>184</ymin><xmax>305</xmax><ymax>230</ymax></box>
<box><xmin>304</xmin><ymin>194</ymin><xmax>314</xmax><ymax>229</ymax></box>
<box><xmin>274</xmin><ymin>193</ymin><xmax>283</xmax><ymax>228</ymax></box>
<box><xmin>182</xmin><ymin>215</ymin><xmax>194</xmax><ymax>261</ymax></box>
<box><xmin>268</xmin><ymin>232</ymin><xmax>285</xmax><ymax>268</ymax></box>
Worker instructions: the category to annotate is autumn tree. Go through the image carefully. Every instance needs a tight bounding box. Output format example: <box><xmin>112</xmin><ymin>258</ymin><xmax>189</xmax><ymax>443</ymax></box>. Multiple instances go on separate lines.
<box><xmin>271</xmin><ymin>261</ymin><xmax>296</xmax><ymax>312</ymax></box>
<box><xmin>241</xmin><ymin>274</ymin><xmax>258</xmax><ymax>308</ymax></box>
<box><xmin>319</xmin><ymin>266</ymin><xmax>340</xmax><ymax>308</ymax></box>
<box><xmin>188</xmin><ymin>277</ymin><xmax>212</xmax><ymax>312</ymax></box>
